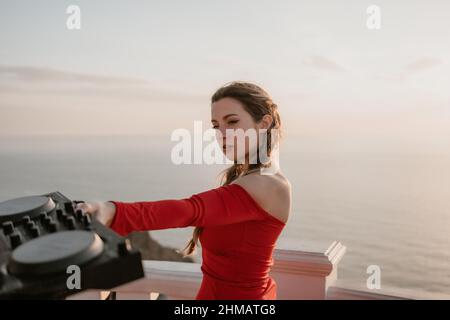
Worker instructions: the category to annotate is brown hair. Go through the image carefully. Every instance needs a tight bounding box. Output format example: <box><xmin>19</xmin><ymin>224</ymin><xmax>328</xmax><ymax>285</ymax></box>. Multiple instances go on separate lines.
<box><xmin>181</xmin><ymin>81</ymin><xmax>282</xmax><ymax>257</ymax></box>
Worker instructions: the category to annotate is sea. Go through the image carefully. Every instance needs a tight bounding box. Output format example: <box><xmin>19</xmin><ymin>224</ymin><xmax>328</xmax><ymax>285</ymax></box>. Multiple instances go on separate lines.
<box><xmin>0</xmin><ymin>135</ymin><xmax>448</xmax><ymax>297</ymax></box>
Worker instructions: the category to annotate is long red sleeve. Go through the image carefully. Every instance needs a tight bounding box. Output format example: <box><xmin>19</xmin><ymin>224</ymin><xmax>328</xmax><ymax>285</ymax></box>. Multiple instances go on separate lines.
<box><xmin>109</xmin><ymin>184</ymin><xmax>277</xmax><ymax>236</ymax></box>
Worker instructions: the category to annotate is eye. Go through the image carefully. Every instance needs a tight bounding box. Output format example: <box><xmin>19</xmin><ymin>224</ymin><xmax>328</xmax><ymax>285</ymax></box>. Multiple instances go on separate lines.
<box><xmin>212</xmin><ymin>125</ymin><xmax>219</xmax><ymax>129</ymax></box>
<box><xmin>228</xmin><ymin>120</ymin><xmax>239</xmax><ymax>125</ymax></box>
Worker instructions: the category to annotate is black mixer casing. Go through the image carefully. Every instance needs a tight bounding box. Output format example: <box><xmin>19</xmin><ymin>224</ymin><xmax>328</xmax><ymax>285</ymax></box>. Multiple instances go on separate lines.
<box><xmin>0</xmin><ymin>191</ymin><xmax>144</xmax><ymax>299</ymax></box>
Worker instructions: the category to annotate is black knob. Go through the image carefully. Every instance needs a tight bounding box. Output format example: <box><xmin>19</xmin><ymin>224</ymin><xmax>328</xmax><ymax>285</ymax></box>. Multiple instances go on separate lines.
<box><xmin>75</xmin><ymin>209</ymin><xmax>84</xmax><ymax>220</ymax></box>
<box><xmin>66</xmin><ymin>216</ymin><xmax>76</xmax><ymax>230</ymax></box>
<box><xmin>9</xmin><ymin>232</ymin><xmax>22</xmax><ymax>249</ymax></box>
<box><xmin>21</xmin><ymin>216</ymin><xmax>31</xmax><ymax>224</ymax></box>
<box><xmin>61</xmin><ymin>213</ymin><xmax>69</xmax><ymax>223</ymax></box>
<box><xmin>56</xmin><ymin>209</ymin><xmax>64</xmax><ymax>219</ymax></box>
<box><xmin>47</xmin><ymin>221</ymin><xmax>58</xmax><ymax>233</ymax></box>
<box><xmin>64</xmin><ymin>202</ymin><xmax>74</xmax><ymax>214</ymax></box>
<box><xmin>25</xmin><ymin>220</ymin><xmax>36</xmax><ymax>229</ymax></box>
<box><xmin>29</xmin><ymin>226</ymin><xmax>40</xmax><ymax>238</ymax></box>
<box><xmin>2</xmin><ymin>221</ymin><xmax>15</xmax><ymax>235</ymax></box>
<box><xmin>43</xmin><ymin>216</ymin><xmax>53</xmax><ymax>225</ymax></box>
<box><xmin>39</xmin><ymin>212</ymin><xmax>48</xmax><ymax>221</ymax></box>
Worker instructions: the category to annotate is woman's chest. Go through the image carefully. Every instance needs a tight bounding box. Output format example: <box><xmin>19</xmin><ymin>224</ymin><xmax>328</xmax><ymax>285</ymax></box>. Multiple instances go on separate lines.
<box><xmin>199</xmin><ymin>223</ymin><xmax>247</xmax><ymax>252</ymax></box>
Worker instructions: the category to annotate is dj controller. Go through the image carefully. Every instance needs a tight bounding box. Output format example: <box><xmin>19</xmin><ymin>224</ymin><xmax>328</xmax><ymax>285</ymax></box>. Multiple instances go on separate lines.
<box><xmin>0</xmin><ymin>191</ymin><xmax>144</xmax><ymax>299</ymax></box>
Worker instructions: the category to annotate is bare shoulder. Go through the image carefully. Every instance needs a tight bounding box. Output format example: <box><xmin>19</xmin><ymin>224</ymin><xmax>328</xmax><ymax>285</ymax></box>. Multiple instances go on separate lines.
<box><xmin>233</xmin><ymin>171</ymin><xmax>291</xmax><ymax>223</ymax></box>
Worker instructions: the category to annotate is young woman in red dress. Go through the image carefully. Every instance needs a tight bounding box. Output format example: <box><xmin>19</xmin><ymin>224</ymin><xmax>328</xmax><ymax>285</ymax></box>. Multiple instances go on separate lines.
<box><xmin>78</xmin><ymin>81</ymin><xmax>291</xmax><ymax>300</ymax></box>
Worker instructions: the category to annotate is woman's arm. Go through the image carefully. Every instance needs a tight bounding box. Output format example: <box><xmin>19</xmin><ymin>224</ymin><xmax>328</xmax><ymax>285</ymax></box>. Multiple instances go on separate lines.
<box><xmin>80</xmin><ymin>184</ymin><xmax>270</xmax><ymax>237</ymax></box>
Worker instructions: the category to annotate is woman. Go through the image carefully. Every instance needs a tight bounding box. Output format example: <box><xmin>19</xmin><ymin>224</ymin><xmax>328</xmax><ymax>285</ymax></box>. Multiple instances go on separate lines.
<box><xmin>77</xmin><ymin>81</ymin><xmax>291</xmax><ymax>300</ymax></box>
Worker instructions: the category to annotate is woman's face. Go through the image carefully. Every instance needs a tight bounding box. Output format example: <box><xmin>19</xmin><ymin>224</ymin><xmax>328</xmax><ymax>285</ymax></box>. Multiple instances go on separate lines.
<box><xmin>211</xmin><ymin>97</ymin><xmax>271</xmax><ymax>162</ymax></box>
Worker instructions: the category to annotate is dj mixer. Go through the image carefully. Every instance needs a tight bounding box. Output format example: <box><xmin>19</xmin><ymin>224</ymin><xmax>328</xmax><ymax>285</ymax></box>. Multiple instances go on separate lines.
<box><xmin>0</xmin><ymin>191</ymin><xmax>144</xmax><ymax>299</ymax></box>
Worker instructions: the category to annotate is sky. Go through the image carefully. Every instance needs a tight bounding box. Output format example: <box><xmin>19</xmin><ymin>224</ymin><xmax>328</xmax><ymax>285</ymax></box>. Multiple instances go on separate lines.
<box><xmin>0</xmin><ymin>0</ymin><xmax>449</xmax><ymax>153</ymax></box>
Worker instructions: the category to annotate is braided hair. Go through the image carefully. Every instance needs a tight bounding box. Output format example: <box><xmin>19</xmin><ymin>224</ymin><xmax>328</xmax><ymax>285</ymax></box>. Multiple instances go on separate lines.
<box><xmin>181</xmin><ymin>81</ymin><xmax>282</xmax><ymax>256</ymax></box>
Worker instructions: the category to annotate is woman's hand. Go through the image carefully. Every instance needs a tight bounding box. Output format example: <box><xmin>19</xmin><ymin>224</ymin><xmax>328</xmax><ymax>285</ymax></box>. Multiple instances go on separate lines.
<box><xmin>75</xmin><ymin>201</ymin><xmax>117</xmax><ymax>227</ymax></box>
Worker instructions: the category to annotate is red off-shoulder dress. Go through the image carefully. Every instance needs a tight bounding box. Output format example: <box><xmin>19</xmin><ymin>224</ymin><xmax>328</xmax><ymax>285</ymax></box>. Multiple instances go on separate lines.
<box><xmin>109</xmin><ymin>183</ymin><xmax>286</xmax><ymax>300</ymax></box>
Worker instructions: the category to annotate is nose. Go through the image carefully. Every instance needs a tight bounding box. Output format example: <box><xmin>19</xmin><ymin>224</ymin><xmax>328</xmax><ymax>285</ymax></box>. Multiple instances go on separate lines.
<box><xmin>215</xmin><ymin>127</ymin><xmax>227</xmax><ymax>143</ymax></box>
<box><xmin>220</xmin><ymin>127</ymin><xmax>227</xmax><ymax>137</ymax></box>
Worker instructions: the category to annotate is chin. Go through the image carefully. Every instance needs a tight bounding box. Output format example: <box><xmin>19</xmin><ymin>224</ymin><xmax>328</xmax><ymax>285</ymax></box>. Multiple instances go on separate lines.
<box><xmin>223</xmin><ymin>152</ymin><xmax>236</xmax><ymax>162</ymax></box>
<box><xmin>221</xmin><ymin>146</ymin><xmax>251</xmax><ymax>163</ymax></box>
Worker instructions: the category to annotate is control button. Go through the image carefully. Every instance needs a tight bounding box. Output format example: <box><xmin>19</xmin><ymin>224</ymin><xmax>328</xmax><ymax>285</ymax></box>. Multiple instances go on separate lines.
<box><xmin>56</xmin><ymin>209</ymin><xmax>64</xmax><ymax>219</ymax></box>
<box><xmin>25</xmin><ymin>221</ymin><xmax>36</xmax><ymax>229</ymax></box>
<box><xmin>2</xmin><ymin>221</ymin><xmax>15</xmax><ymax>235</ymax></box>
<box><xmin>10</xmin><ymin>232</ymin><xmax>23</xmax><ymax>249</ymax></box>
<box><xmin>47</xmin><ymin>221</ymin><xmax>58</xmax><ymax>233</ymax></box>
<box><xmin>43</xmin><ymin>216</ymin><xmax>53</xmax><ymax>225</ymax></box>
<box><xmin>21</xmin><ymin>216</ymin><xmax>31</xmax><ymax>224</ymax></box>
<box><xmin>75</xmin><ymin>209</ymin><xmax>83</xmax><ymax>220</ymax></box>
<box><xmin>29</xmin><ymin>226</ymin><xmax>40</xmax><ymax>238</ymax></box>
<box><xmin>66</xmin><ymin>216</ymin><xmax>76</xmax><ymax>230</ymax></box>
<box><xmin>64</xmin><ymin>202</ymin><xmax>74</xmax><ymax>214</ymax></box>
<box><xmin>39</xmin><ymin>212</ymin><xmax>48</xmax><ymax>221</ymax></box>
<box><xmin>61</xmin><ymin>213</ymin><xmax>69</xmax><ymax>223</ymax></box>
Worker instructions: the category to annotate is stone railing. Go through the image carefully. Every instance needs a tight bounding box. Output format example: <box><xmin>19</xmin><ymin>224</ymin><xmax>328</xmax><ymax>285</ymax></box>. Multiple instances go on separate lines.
<box><xmin>69</xmin><ymin>240</ymin><xmax>348</xmax><ymax>300</ymax></box>
<box><xmin>69</xmin><ymin>239</ymin><xmax>448</xmax><ymax>300</ymax></box>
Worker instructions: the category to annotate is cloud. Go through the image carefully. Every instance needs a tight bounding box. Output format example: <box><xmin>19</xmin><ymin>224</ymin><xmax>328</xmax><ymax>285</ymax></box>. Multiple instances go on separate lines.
<box><xmin>404</xmin><ymin>57</ymin><xmax>443</xmax><ymax>73</ymax></box>
<box><xmin>372</xmin><ymin>57</ymin><xmax>445</xmax><ymax>83</ymax></box>
<box><xmin>302</xmin><ymin>55</ymin><xmax>345</xmax><ymax>73</ymax></box>
<box><xmin>0</xmin><ymin>65</ymin><xmax>205</xmax><ymax>102</ymax></box>
<box><xmin>0</xmin><ymin>65</ymin><xmax>146</xmax><ymax>86</ymax></box>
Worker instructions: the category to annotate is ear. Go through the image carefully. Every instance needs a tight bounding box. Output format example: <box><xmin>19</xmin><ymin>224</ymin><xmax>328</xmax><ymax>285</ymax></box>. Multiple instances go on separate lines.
<box><xmin>259</xmin><ymin>114</ymin><xmax>273</xmax><ymax>130</ymax></box>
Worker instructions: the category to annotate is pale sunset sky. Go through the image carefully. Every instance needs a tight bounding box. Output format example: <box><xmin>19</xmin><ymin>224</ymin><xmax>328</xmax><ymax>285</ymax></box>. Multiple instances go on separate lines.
<box><xmin>0</xmin><ymin>0</ymin><xmax>449</xmax><ymax>153</ymax></box>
